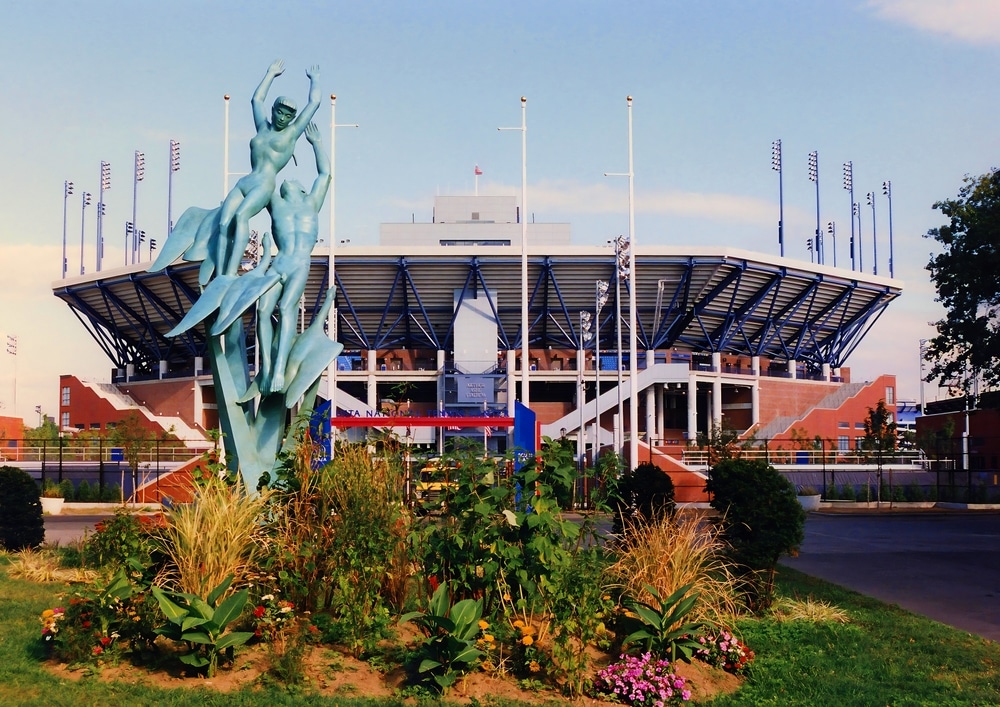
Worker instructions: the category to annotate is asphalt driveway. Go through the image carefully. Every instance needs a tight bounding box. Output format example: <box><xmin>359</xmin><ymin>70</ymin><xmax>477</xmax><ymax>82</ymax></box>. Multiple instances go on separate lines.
<box><xmin>782</xmin><ymin>510</ymin><xmax>1000</xmax><ymax>642</ymax></box>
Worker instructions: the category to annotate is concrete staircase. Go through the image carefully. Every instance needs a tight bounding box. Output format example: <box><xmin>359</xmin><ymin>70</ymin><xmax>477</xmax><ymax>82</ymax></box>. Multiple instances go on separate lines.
<box><xmin>751</xmin><ymin>382</ymin><xmax>867</xmax><ymax>440</ymax></box>
<box><xmin>83</xmin><ymin>381</ymin><xmax>208</xmax><ymax>449</ymax></box>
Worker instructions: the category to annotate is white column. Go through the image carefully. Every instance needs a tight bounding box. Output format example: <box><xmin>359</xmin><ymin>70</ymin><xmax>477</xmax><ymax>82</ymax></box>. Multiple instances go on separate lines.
<box><xmin>788</xmin><ymin>359</ymin><xmax>797</xmax><ymax>379</ymax></box>
<box><xmin>367</xmin><ymin>350</ymin><xmax>377</xmax><ymax>410</ymax></box>
<box><xmin>687</xmin><ymin>376</ymin><xmax>698</xmax><ymax>443</ymax></box>
<box><xmin>645</xmin><ymin>350</ymin><xmax>656</xmax><ymax>446</ymax></box>
<box><xmin>712</xmin><ymin>351</ymin><xmax>721</xmax><ymax>373</ymax></box>
<box><xmin>751</xmin><ymin>356</ymin><xmax>760</xmax><ymax>376</ymax></box>
<box><xmin>656</xmin><ymin>383</ymin><xmax>665</xmax><ymax>441</ymax></box>
<box><xmin>159</xmin><ymin>360</ymin><xmax>168</xmax><ymax>380</ymax></box>
<box><xmin>506</xmin><ymin>349</ymin><xmax>516</xmax><ymax>417</ymax></box>
<box><xmin>751</xmin><ymin>381</ymin><xmax>760</xmax><ymax>429</ymax></box>
<box><xmin>822</xmin><ymin>362</ymin><xmax>831</xmax><ymax>381</ymax></box>
<box><xmin>712</xmin><ymin>379</ymin><xmax>722</xmax><ymax>431</ymax></box>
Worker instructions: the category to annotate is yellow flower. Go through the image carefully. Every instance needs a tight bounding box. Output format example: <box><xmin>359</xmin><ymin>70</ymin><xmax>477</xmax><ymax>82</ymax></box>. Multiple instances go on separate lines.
<box><xmin>483</xmin><ymin>634</ymin><xmax>495</xmax><ymax>643</ymax></box>
<box><xmin>478</xmin><ymin>620</ymin><xmax>490</xmax><ymax>630</ymax></box>
<box><xmin>529</xmin><ymin>660</ymin><xmax>541</xmax><ymax>673</ymax></box>
<box><xmin>519</xmin><ymin>624</ymin><xmax>535</xmax><ymax>636</ymax></box>
<box><xmin>513</xmin><ymin>620</ymin><xmax>525</xmax><ymax>629</ymax></box>
<box><xmin>521</xmin><ymin>635</ymin><xmax>534</xmax><ymax>646</ymax></box>
<box><xmin>502</xmin><ymin>593</ymin><xmax>512</xmax><ymax>602</ymax></box>
<box><xmin>41</xmin><ymin>609</ymin><xmax>54</xmax><ymax>618</ymax></box>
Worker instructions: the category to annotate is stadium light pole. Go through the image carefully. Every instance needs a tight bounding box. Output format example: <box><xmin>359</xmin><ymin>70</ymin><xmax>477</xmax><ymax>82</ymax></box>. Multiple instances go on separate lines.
<box><xmin>604</xmin><ymin>96</ymin><xmax>638</xmax><ymax>465</ymax></box>
<box><xmin>854</xmin><ymin>201</ymin><xmax>864</xmax><ymax>273</ymax></box>
<box><xmin>62</xmin><ymin>180</ymin><xmax>74</xmax><ymax>278</ymax></box>
<box><xmin>327</xmin><ymin>94</ymin><xmax>359</xmax><ymax>460</ymax></box>
<box><xmin>79</xmin><ymin>190</ymin><xmax>92</xmax><ymax>275</ymax></box>
<box><xmin>131</xmin><ymin>150</ymin><xmax>145</xmax><ymax>265</ymax></box>
<box><xmin>808</xmin><ymin>151</ymin><xmax>822</xmax><ymax>264</ymax></box>
<box><xmin>614</xmin><ymin>235</ymin><xmax>628</xmax><ymax>454</ymax></box>
<box><xmin>772</xmin><ymin>139</ymin><xmax>784</xmax><ymax>256</ymax></box>
<box><xmin>594</xmin><ymin>280</ymin><xmax>610</xmax><ymax>457</ymax></box>
<box><xmin>578</xmin><ymin>310</ymin><xmax>593</xmax><ymax>474</ymax></box>
<box><xmin>867</xmin><ymin>191</ymin><xmax>878</xmax><ymax>275</ymax></box>
<box><xmin>843</xmin><ymin>161</ymin><xmax>855</xmax><ymax>271</ymax></box>
<box><xmin>499</xmin><ymin>96</ymin><xmax>529</xmax><ymax>408</ymax></box>
<box><xmin>827</xmin><ymin>221</ymin><xmax>837</xmax><ymax>267</ymax></box>
<box><xmin>168</xmin><ymin>140</ymin><xmax>180</xmax><ymax>237</ymax></box>
<box><xmin>883</xmin><ymin>180</ymin><xmax>894</xmax><ymax>278</ymax></box>
<box><xmin>97</xmin><ymin>161</ymin><xmax>110</xmax><ymax>272</ymax></box>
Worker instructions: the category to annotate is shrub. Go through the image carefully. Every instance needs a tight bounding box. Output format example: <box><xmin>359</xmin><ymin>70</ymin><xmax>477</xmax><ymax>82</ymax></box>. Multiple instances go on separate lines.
<box><xmin>100</xmin><ymin>483</ymin><xmax>122</xmax><ymax>502</ymax></box>
<box><xmin>904</xmin><ymin>482</ymin><xmax>926</xmax><ymax>502</ymax></box>
<box><xmin>76</xmin><ymin>479</ymin><xmax>94</xmax><ymax>502</ymax></box>
<box><xmin>0</xmin><ymin>465</ymin><xmax>45</xmax><ymax>551</ymax></box>
<box><xmin>839</xmin><ymin>483</ymin><xmax>857</xmax><ymax>501</ymax></box>
<box><xmin>706</xmin><ymin>458</ymin><xmax>805</xmax><ymax>612</ymax></box>
<box><xmin>612</xmin><ymin>462</ymin><xmax>676</xmax><ymax>535</ymax></box>
<box><xmin>83</xmin><ymin>508</ymin><xmax>162</xmax><ymax>573</ymax></box>
<box><xmin>58</xmin><ymin>479</ymin><xmax>75</xmax><ymax>501</ymax></box>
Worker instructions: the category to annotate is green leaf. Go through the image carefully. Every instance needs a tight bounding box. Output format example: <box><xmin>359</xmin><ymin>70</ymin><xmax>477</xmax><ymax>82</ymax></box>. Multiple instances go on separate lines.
<box><xmin>152</xmin><ymin>586</ymin><xmax>189</xmax><ymax>624</ymax></box>
<box><xmin>179</xmin><ymin>652</ymin><xmax>209</xmax><ymax>668</ymax></box>
<box><xmin>207</xmin><ymin>575</ymin><xmax>234</xmax><ymax>607</ymax></box>
<box><xmin>181</xmin><ymin>616</ymin><xmax>210</xmax><ymax>633</ymax></box>
<box><xmin>216</xmin><ymin>631</ymin><xmax>255</xmax><ymax>650</ymax></box>
<box><xmin>418</xmin><ymin>658</ymin><xmax>442</xmax><ymax>674</ymax></box>
<box><xmin>182</xmin><ymin>630</ymin><xmax>213</xmax><ymax>645</ymax></box>
<box><xmin>212</xmin><ymin>588</ymin><xmax>248</xmax><ymax>629</ymax></box>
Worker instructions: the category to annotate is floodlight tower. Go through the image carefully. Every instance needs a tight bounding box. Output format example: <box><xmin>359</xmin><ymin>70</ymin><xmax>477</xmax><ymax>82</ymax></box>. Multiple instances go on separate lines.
<box><xmin>883</xmin><ymin>180</ymin><xmax>894</xmax><ymax>278</ymax></box>
<box><xmin>808</xmin><ymin>151</ymin><xmax>822</xmax><ymax>264</ymax></box>
<box><xmin>168</xmin><ymin>140</ymin><xmax>180</xmax><ymax>237</ymax></box>
<box><xmin>867</xmin><ymin>191</ymin><xmax>878</xmax><ymax>275</ymax></box>
<box><xmin>772</xmin><ymin>139</ymin><xmax>784</xmax><ymax>256</ymax></box>
<box><xmin>131</xmin><ymin>150</ymin><xmax>145</xmax><ymax>265</ymax></box>
<box><xmin>61</xmin><ymin>180</ymin><xmax>74</xmax><ymax>278</ymax></box>
<box><xmin>843</xmin><ymin>161</ymin><xmax>855</xmax><ymax>271</ymax></box>
<box><xmin>79</xmin><ymin>191</ymin><xmax>91</xmax><ymax>275</ymax></box>
<box><xmin>97</xmin><ymin>161</ymin><xmax>110</xmax><ymax>272</ymax></box>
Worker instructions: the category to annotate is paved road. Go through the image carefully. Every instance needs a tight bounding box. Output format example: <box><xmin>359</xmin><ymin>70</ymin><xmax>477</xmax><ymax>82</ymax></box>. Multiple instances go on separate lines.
<box><xmin>782</xmin><ymin>511</ymin><xmax>1000</xmax><ymax>642</ymax></box>
<box><xmin>44</xmin><ymin>514</ymin><xmax>108</xmax><ymax>545</ymax></box>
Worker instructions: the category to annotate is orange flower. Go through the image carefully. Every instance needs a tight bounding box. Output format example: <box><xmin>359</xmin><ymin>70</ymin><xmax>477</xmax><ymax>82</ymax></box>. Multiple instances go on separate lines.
<box><xmin>521</xmin><ymin>635</ymin><xmax>534</xmax><ymax>646</ymax></box>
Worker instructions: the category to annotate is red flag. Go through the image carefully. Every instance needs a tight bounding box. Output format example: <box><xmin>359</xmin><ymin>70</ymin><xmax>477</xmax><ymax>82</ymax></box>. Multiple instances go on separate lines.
<box><xmin>474</xmin><ymin>165</ymin><xmax>483</xmax><ymax>176</ymax></box>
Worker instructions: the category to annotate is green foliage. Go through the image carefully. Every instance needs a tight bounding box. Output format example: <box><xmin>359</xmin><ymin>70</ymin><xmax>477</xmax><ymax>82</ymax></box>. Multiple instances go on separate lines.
<box><xmin>925</xmin><ymin>168</ymin><xmax>1000</xmax><ymax>393</ymax></box>
<box><xmin>622</xmin><ymin>583</ymin><xmax>706</xmax><ymax>663</ymax></box>
<box><xmin>413</xmin><ymin>444</ymin><xmax>580</xmax><ymax>614</ymax></box>
<box><xmin>543</xmin><ymin>547</ymin><xmax>615</xmax><ymax>696</ymax></box>
<box><xmin>75</xmin><ymin>478</ymin><xmax>94</xmax><ymax>502</ymax></box>
<box><xmin>83</xmin><ymin>509</ymin><xmax>161</xmax><ymax>574</ymax></box>
<box><xmin>58</xmin><ymin>479</ymin><xmax>75</xmax><ymax>501</ymax></box>
<box><xmin>706</xmin><ymin>458</ymin><xmax>805</xmax><ymax>612</ymax></box>
<box><xmin>399</xmin><ymin>583</ymin><xmax>484</xmax><ymax>693</ymax></box>
<box><xmin>695</xmin><ymin>421</ymin><xmax>742</xmax><ymax>464</ymax></box>
<box><xmin>612</xmin><ymin>462</ymin><xmax>676</xmax><ymax>535</ymax></box>
<box><xmin>590</xmin><ymin>450</ymin><xmax>624</xmax><ymax>511</ymax></box>
<box><xmin>863</xmin><ymin>400</ymin><xmax>898</xmax><ymax>459</ymax></box>
<box><xmin>151</xmin><ymin>574</ymin><xmax>254</xmax><ymax>677</ymax></box>
<box><xmin>52</xmin><ymin>567</ymin><xmax>159</xmax><ymax>664</ymax></box>
<box><xmin>100</xmin><ymin>482</ymin><xmax>122</xmax><ymax>502</ymax></box>
<box><xmin>537</xmin><ymin>436</ymin><xmax>576</xmax><ymax>510</ymax></box>
<box><xmin>0</xmin><ymin>465</ymin><xmax>45</xmax><ymax>551</ymax></box>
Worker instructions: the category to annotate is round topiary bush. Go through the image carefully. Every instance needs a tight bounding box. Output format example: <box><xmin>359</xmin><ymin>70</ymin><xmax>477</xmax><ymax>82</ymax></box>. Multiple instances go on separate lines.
<box><xmin>612</xmin><ymin>461</ymin><xmax>676</xmax><ymax>534</ymax></box>
<box><xmin>0</xmin><ymin>465</ymin><xmax>46</xmax><ymax>551</ymax></box>
<box><xmin>706</xmin><ymin>458</ymin><xmax>804</xmax><ymax>612</ymax></box>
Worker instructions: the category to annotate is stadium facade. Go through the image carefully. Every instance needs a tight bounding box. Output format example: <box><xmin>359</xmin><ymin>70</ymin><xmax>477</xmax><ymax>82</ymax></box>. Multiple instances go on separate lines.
<box><xmin>54</xmin><ymin>193</ymin><xmax>902</xmax><ymax>485</ymax></box>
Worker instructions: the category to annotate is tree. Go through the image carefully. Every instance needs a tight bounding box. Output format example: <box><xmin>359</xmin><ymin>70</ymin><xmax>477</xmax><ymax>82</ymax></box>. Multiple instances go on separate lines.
<box><xmin>109</xmin><ymin>411</ymin><xmax>156</xmax><ymax>503</ymax></box>
<box><xmin>863</xmin><ymin>400</ymin><xmax>898</xmax><ymax>504</ymax></box>
<box><xmin>925</xmin><ymin>168</ymin><xmax>1000</xmax><ymax>394</ymax></box>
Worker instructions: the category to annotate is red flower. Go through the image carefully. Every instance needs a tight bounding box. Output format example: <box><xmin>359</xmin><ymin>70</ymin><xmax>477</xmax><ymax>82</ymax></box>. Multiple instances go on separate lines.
<box><xmin>428</xmin><ymin>575</ymin><xmax>440</xmax><ymax>592</ymax></box>
<box><xmin>92</xmin><ymin>646</ymin><xmax>103</xmax><ymax>656</ymax></box>
<box><xmin>81</xmin><ymin>621</ymin><xmax>91</xmax><ymax>629</ymax></box>
<box><xmin>253</xmin><ymin>605</ymin><xmax>267</xmax><ymax>618</ymax></box>
<box><xmin>100</xmin><ymin>636</ymin><xmax>112</xmax><ymax>646</ymax></box>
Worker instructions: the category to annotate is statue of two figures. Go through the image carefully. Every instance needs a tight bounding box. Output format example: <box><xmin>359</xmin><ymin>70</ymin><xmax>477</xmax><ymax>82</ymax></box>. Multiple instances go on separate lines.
<box><xmin>150</xmin><ymin>60</ymin><xmax>342</xmax><ymax>489</ymax></box>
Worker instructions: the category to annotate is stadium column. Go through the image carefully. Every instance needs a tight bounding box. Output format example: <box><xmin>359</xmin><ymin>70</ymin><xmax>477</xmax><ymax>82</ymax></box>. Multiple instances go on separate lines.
<box><xmin>711</xmin><ymin>352</ymin><xmax>723</xmax><ymax>431</ymax></box>
<box><xmin>655</xmin><ymin>381</ymin><xmax>664</xmax><ymax>442</ymax></box>
<box><xmin>687</xmin><ymin>376</ymin><xmax>698</xmax><ymax>443</ymax></box>
<box><xmin>645</xmin><ymin>350</ymin><xmax>656</xmax><ymax>448</ymax></box>
<box><xmin>822</xmin><ymin>363</ymin><xmax>831</xmax><ymax>381</ymax></box>
<box><xmin>788</xmin><ymin>359</ymin><xmax>797</xmax><ymax>380</ymax></box>
<box><xmin>367</xmin><ymin>350</ymin><xmax>378</xmax><ymax>410</ymax></box>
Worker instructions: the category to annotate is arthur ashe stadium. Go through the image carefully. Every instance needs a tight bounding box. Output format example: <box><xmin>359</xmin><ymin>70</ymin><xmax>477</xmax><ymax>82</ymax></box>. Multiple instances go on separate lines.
<box><xmin>53</xmin><ymin>192</ymin><xmax>901</xmax><ymax>500</ymax></box>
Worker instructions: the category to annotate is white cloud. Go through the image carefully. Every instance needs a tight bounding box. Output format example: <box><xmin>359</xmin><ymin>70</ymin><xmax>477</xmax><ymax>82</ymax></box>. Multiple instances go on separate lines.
<box><xmin>868</xmin><ymin>0</ymin><xmax>1000</xmax><ymax>45</ymax></box>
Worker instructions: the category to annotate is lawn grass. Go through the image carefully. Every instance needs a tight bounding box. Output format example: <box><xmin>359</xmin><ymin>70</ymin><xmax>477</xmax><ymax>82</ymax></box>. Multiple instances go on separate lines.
<box><xmin>0</xmin><ymin>557</ymin><xmax>996</xmax><ymax>706</ymax></box>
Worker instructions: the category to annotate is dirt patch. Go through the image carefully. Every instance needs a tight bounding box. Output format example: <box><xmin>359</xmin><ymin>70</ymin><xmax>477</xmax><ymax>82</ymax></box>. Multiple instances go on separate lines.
<box><xmin>45</xmin><ymin>644</ymin><xmax>741</xmax><ymax>704</ymax></box>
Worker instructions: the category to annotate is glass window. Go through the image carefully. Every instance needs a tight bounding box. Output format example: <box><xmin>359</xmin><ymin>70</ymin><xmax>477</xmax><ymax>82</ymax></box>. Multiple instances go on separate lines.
<box><xmin>60</xmin><ymin>412</ymin><xmax>70</xmax><ymax>428</ymax></box>
<box><xmin>838</xmin><ymin>421</ymin><xmax>850</xmax><ymax>428</ymax></box>
<box><xmin>61</xmin><ymin>386</ymin><xmax>70</xmax><ymax>406</ymax></box>
<box><xmin>885</xmin><ymin>386</ymin><xmax>895</xmax><ymax>405</ymax></box>
<box><xmin>838</xmin><ymin>435</ymin><xmax>850</xmax><ymax>452</ymax></box>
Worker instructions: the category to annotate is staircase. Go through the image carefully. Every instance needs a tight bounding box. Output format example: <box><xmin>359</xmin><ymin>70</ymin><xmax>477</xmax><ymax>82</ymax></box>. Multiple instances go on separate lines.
<box><xmin>82</xmin><ymin>381</ymin><xmax>208</xmax><ymax>448</ymax></box>
<box><xmin>752</xmin><ymin>382</ymin><xmax>867</xmax><ymax>440</ymax></box>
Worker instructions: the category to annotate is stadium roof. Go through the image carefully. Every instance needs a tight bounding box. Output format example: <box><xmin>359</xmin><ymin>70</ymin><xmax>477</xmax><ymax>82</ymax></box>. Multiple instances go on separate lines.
<box><xmin>52</xmin><ymin>244</ymin><xmax>901</xmax><ymax>376</ymax></box>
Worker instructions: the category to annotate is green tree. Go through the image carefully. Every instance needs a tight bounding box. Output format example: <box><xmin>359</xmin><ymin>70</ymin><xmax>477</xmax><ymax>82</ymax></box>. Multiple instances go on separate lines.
<box><xmin>925</xmin><ymin>168</ymin><xmax>1000</xmax><ymax>393</ymax></box>
<box><xmin>109</xmin><ymin>412</ymin><xmax>156</xmax><ymax>502</ymax></box>
<box><xmin>863</xmin><ymin>400</ymin><xmax>897</xmax><ymax>503</ymax></box>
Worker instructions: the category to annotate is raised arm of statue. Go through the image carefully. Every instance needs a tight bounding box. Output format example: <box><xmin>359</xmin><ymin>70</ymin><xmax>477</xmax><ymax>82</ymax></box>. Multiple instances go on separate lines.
<box><xmin>284</xmin><ymin>65</ymin><xmax>322</xmax><ymax>138</ymax></box>
<box><xmin>304</xmin><ymin>122</ymin><xmax>331</xmax><ymax>211</ymax></box>
<box><xmin>251</xmin><ymin>59</ymin><xmax>285</xmax><ymax>130</ymax></box>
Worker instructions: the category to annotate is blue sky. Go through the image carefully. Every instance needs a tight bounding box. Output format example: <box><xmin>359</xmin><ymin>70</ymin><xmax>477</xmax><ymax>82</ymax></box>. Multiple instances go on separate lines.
<box><xmin>2</xmin><ymin>0</ymin><xmax>999</xmax><ymax>421</ymax></box>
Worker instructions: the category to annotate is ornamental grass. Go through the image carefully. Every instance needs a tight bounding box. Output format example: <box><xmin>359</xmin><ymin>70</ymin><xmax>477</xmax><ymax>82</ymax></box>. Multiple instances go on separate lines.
<box><xmin>608</xmin><ymin>511</ymin><xmax>743</xmax><ymax>626</ymax></box>
<box><xmin>154</xmin><ymin>478</ymin><xmax>270</xmax><ymax>597</ymax></box>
